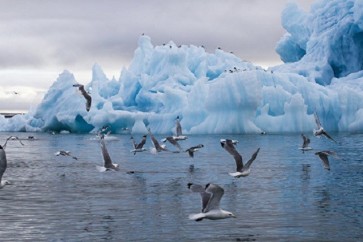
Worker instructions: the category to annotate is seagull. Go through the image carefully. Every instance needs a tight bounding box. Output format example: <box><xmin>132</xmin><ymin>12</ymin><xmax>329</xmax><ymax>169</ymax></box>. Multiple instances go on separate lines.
<box><xmin>73</xmin><ymin>83</ymin><xmax>92</xmax><ymax>112</ymax></box>
<box><xmin>300</xmin><ymin>133</ymin><xmax>312</xmax><ymax>153</ymax></box>
<box><xmin>221</xmin><ymin>139</ymin><xmax>260</xmax><ymax>178</ymax></box>
<box><xmin>130</xmin><ymin>135</ymin><xmax>147</xmax><ymax>155</ymax></box>
<box><xmin>187</xmin><ymin>183</ymin><xmax>236</xmax><ymax>221</ymax></box>
<box><xmin>54</xmin><ymin>150</ymin><xmax>78</xmax><ymax>160</ymax></box>
<box><xmin>185</xmin><ymin>144</ymin><xmax>204</xmax><ymax>158</ymax></box>
<box><xmin>313</xmin><ymin>112</ymin><xmax>337</xmax><ymax>143</ymax></box>
<box><xmin>162</xmin><ymin>136</ymin><xmax>182</xmax><ymax>152</ymax></box>
<box><xmin>174</xmin><ymin>116</ymin><xmax>187</xmax><ymax>140</ymax></box>
<box><xmin>148</xmin><ymin>128</ymin><xmax>168</xmax><ymax>153</ymax></box>
<box><xmin>0</xmin><ymin>136</ymin><xmax>24</xmax><ymax>188</ymax></box>
<box><xmin>97</xmin><ymin>135</ymin><xmax>119</xmax><ymax>172</ymax></box>
<box><xmin>0</xmin><ymin>144</ymin><xmax>9</xmax><ymax>188</ymax></box>
<box><xmin>314</xmin><ymin>150</ymin><xmax>339</xmax><ymax>170</ymax></box>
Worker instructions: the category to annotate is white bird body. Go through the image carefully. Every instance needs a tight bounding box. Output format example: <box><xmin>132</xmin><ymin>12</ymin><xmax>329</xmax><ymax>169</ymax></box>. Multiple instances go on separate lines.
<box><xmin>189</xmin><ymin>209</ymin><xmax>235</xmax><ymax>221</ymax></box>
<box><xmin>172</xmin><ymin>135</ymin><xmax>188</xmax><ymax>141</ymax></box>
<box><xmin>229</xmin><ymin>169</ymin><xmax>251</xmax><ymax>178</ymax></box>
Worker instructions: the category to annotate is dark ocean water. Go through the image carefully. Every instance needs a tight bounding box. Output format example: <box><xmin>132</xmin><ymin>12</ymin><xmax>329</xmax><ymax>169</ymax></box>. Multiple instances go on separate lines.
<box><xmin>0</xmin><ymin>132</ymin><xmax>362</xmax><ymax>241</ymax></box>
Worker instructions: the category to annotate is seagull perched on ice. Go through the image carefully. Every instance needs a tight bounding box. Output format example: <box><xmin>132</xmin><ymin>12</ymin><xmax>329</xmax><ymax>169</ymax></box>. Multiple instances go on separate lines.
<box><xmin>148</xmin><ymin>128</ymin><xmax>168</xmax><ymax>153</ymax></box>
<box><xmin>185</xmin><ymin>144</ymin><xmax>204</xmax><ymax>158</ymax></box>
<box><xmin>0</xmin><ymin>136</ymin><xmax>24</xmax><ymax>188</ymax></box>
<box><xmin>313</xmin><ymin>112</ymin><xmax>337</xmax><ymax>143</ymax></box>
<box><xmin>54</xmin><ymin>150</ymin><xmax>78</xmax><ymax>160</ymax></box>
<box><xmin>220</xmin><ymin>139</ymin><xmax>260</xmax><ymax>178</ymax></box>
<box><xmin>300</xmin><ymin>133</ymin><xmax>312</xmax><ymax>153</ymax></box>
<box><xmin>314</xmin><ymin>150</ymin><xmax>340</xmax><ymax>170</ymax></box>
<box><xmin>130</xmin><ymin>135</ymin><xmax>147</xmax><ymax>155</ymax></box>
<box><xmin>73</xmin><ymin>83</ymin><xmax>92</xmax><ymax>112</ymax></box>
<box><xmin>97</xmin><ymin>135</ymin><xmax>119</xmax><ymax>172</ymax></box>
<box><xmin>187</xmin><ymin>183</ymin><xmax>236</xmax><ymax>221</ymax></box>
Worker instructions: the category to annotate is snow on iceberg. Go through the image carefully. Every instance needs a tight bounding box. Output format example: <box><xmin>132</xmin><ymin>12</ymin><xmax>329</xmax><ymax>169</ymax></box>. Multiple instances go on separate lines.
<box><xmin>1</xmin><ymin>0</ymin><xmax>363</xmax><ymax>134</ymax></box>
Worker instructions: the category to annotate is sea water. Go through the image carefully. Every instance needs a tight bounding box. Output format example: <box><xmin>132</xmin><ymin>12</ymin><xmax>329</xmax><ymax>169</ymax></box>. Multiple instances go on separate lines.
<box><xmin>0</xmin><ymin>132</ymin><xmax>362</xmax><ymax>241</ymax></box>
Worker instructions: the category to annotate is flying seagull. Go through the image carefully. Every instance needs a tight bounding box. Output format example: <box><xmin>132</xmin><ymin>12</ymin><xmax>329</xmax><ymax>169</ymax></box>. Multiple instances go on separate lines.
<box><xmin>314</xmin><ymin>150</ymin><xmax>339</xmax><ymax>170</ymax></box>
<box><xmin>313</xmin><ymin>112</ymin><xmax>337</xmax><ymax>143</ymax></box>
<box><xmin>54</xmin><ymin>150</ymin><xmax>78</xmax><ymax>160</ymax></box>
<box><xmin>174</xmin><ymin>116</ymin><xmax>187</xmax><ymax>140</ymax></box>
<box><xmin>300</xmin><ymin>133</ymin><xmax>312</xmax><ymax>153</ymax></box>
<box><xmin>73</xmin><ymin>84</ymin><xmax>92</xmax><ymax>112</ymax></box>
<box><xmin>0</xmin><ymin>136</ymin><xmax>24</xmax><ymax>188</ymax></box>
<box><xmin>185</xmin><ymin>144</ymin><xmax>204</xmax><ymax>158</ymax></box>
<box><xmin>97</xmin><ymin>135</ymin><xmax>119</xmax><ymax>172</ymax></box>
<box><xmin>220</xmin><ymin>139</ymin><xmax>260</xmax><ymax>177</ymax></box>
<box><xmin>148</xmin><ymin>128</ymin><xmax>168</xmax><ymax>153</ymax></box>
<box><xmin>188</xmin><ymin>183</ymin><xmax>236</xmax><ymax>221</ymax></box>
<box><xmin>130</xmin><ymin>135</ymin><xmax>147</xmax><ymax>155</ymax></box>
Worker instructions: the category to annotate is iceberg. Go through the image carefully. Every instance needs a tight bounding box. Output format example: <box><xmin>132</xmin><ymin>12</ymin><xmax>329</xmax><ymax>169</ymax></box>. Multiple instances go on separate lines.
<box><xmin>1</xmin><ymin>0</ymin><xmax>363</xmax><ymax>134</ymax></box>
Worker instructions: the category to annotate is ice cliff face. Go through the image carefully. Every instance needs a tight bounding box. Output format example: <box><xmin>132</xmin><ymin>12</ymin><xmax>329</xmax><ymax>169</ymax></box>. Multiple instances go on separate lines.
<box><xmin>276</xmin><ymin>0</ymin><xmax>363</xmax><ymax>85</ymax></box>
<box><xmin>1</xmin><ymin>0</ymin><xmax>363</xmax><ymax>134</ymax></box>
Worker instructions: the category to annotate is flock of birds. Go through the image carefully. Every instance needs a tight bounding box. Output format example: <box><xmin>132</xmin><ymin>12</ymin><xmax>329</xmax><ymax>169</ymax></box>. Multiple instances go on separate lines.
<box><xmin>0</xmin><ymin>106</ymin><xmax>342</xmax><ymax>222</ymax></box>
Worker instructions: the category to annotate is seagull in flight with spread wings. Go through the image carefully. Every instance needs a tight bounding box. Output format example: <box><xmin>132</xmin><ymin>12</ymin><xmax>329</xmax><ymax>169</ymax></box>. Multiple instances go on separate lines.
<box><xmin>313</xmin><ymin>112</ymin><xmax>337</xmax><ymax>143</ymax></box>
<box><xmin>220</xmin><ymin>139</ymin><xmax>260</xmax><ymax>177</ymax></box>
<box><xmin>187</xmin><ymin>183</ymin><xmax>236</xmax><ymax>221</ymax></box>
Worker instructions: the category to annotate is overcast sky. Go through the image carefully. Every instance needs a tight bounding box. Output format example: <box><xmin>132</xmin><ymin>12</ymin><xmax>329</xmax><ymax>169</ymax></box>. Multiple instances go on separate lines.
<box><xmin>0</xmin><ymin>0</ymin><xmax>314</xmax><ymax>112</ymax></box>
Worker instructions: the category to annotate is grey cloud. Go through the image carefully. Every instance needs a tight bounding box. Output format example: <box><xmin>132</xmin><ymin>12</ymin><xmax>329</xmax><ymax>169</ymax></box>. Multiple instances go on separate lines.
<box><xmin>0</xmin><ymin>0</ymin><xmax>315</xmax><ymax>70</ymax></box>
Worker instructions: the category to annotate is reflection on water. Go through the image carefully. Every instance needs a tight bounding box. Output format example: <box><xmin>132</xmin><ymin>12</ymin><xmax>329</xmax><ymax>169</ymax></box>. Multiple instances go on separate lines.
<box><xmin>0</xmin><ymin>132</ymin><xmax>362</xmax><ymax>241</ymax></box>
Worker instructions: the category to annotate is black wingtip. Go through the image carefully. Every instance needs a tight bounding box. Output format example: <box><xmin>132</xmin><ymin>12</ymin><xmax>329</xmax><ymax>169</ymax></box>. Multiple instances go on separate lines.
<box><xmin>205</xmin><ymin>183</ymin><xmax>210</xmax><ymax>189</ymax></box>
<box><xmin>187</xmin><ymin>183</ymin><xmax>193</xmax><ymax>189</ymax></box>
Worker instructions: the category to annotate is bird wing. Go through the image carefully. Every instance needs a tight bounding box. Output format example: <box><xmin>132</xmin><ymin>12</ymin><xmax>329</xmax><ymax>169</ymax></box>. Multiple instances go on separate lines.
<box><xmin>0</xmin><ymin>149</ymin><xmax>7</xmax><ymax>182</ymax></box>
<box><xmin>314</xmin><ymin>112</ymin><xmax>322</xmax><ymax>129</ymax></box>
<box><xmin>204</xmin><ymin>183</ymin><xmax>224</xmax><ymax>212</ymax></box>
<box><xmin>322</xmin><ymin>130</ymin><xmax>337</xmax><ymax>143</ymax></box>
<box><xmin>244</xmin><ymin>148</ymin><xmax>260</xmax><ymax>169</ymax></box>
<box><xmin>176</xmin><ymin>119</ymin><xmax>182</xmax><ymax>136</ymax></box>
<box><xmin>188</xmin><ymin>183</ymin><xmax>211</xmax><ymax>212</ymax></box>
<box><xmin>78</xmin><ymin>85</ymin><xmax>92</xmax><ymax>111</ymax></box>
<box><xmin>100</xmin><ymin>138</ymin><xmax>113</xmax><ymax>168</ymax></box>
<box><xmin>166</xmin><ymin>137</ymin><xmax>182</xmax><ymax>150</ymax></box>
<box><xmin>187</xmin><ymin>149</ymin><xmax>194</xmax><ymax>158</ymax></box>
<box><xmin>221</xmin><ymin>139</ymin><xmax>243</xmax><ymax>171</ymax></box>
<box><xmin>317</xmin><ymin>152</ymin><xmax>330</xmax><ymax>170</ymax></box>
<box><xmin>2</xmin><ymin>136</ymin><xmax>24</xmax><ymax>148</ymax></box>
<box><xmin>136</xmin><ymin>136</ymin><xmax>147</xmax><ymax>149</ymax></box>
<box><xmin>148</xmin><ymin>129</ymin><xmax>165</xmax><ymax>151</ymax></box>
